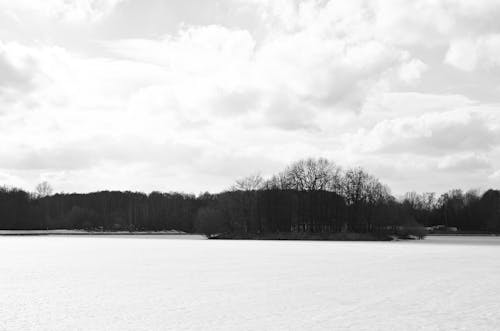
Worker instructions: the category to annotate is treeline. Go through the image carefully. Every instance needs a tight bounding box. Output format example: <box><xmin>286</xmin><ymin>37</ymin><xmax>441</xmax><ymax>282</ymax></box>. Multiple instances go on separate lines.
<box><xmin>401</xmin><ymin>189</ymin><xmax>500</xmax><ymax>232</ymax></box>
<box><xmin>1</xmin><ymin>158</ymin><xmax>499</xmax><ymax>235</ymax></box>
<box><xmin>0</xmin><ymin>189</ymin><xmax>199</xmax><ymax>232</ymax></box>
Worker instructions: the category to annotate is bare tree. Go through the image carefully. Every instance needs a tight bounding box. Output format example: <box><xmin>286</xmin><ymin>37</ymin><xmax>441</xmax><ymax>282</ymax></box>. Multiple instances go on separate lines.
<box><xmin>365</xmin><ymin>177</ymin><xmax>391</xmax><ymax>206</ymax></box>
<box><xmin>232</xmin><ymin>173</ymin><xmax>264</xmax><ymax>191</ymax></box>
<box><xmin>35</xmin><ymin>181</ymin><xmax>53</xmax><ymax>198</ymax></box>
<box><xmin>342</xmin><ymin>168</ymin><xmax>391</xmax><ymax>205</ymax></box>
<box><xmin>230</xmin><ymin>173</ymin><xmax>264</xmax><ymax>233</ymax></box>
<box><xmin>403</xmin><ymin>192</ymin><xmax>436</xmax><ymax>211</ymax></box>
<box><xmin>263</xmin><ymin>172</ymin><xmax>290</xmax><ymax>190</ymax></box>
<box><xmin>283</xmin><ymin>158</ymin><xmax>342</xmax><ymax>192</ymax></box>
<box><xmin>342</xmin><ymin>167</ymin><xmax>369</xmax><ymax>205</ymax></box>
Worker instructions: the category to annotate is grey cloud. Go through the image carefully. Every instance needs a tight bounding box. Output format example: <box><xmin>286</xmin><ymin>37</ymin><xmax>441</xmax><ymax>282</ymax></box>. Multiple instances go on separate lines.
<box><xmin>437</xmin><ymin>154</ymin><xmax>492</xmax><ymax>172</ymax></box>
<box><xmin>0</xmin><ymin>48</ymin><xmax>38</xmax><ymax>92</ymax></box>
<box><xmin>1</xmin><ymin>136</ymin><xmax>203</xmax><ymax>171</ymax></box>
<box><xmin>263</xmin><ymin>92</ymin><xmax>319</xmax><ymax>131</ymax></box>
<box><xmin>192</xmin><ymin>153</ymin><xmax>283</xmax><ymax>179</ymax></box>
<box><xmin>211</xmin><ymin>89</ymin><xmax>261</xmax><ymax>116</ymax></box>
<box><xmin>373</xmin><ymin>113</ymin><xmax>500</xmax><ymax>155</ymax></box>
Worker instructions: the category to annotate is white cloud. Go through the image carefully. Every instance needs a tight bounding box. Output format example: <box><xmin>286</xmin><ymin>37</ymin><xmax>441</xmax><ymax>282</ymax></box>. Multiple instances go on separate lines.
<box><xmin>0</xmin><ymin>41</ymin><xmax>44</xmax><ymax>93</ymax></box>
<box><xmin>0</xmin><ymin>0</ymin><xmax>124</xmax><ymax>22</ymax></box>
<box><xmin>445</xmin><ymin>35</ymin><xmax>500</xmax><ymax>71</ymax></box>
<box><xmin>445</xmin><ymin>39</ymin><xmax>478</xmax><ymax>71</ymax></box>
<box><xmin>345</xmin><ymin>108</ymin><xmax>500</xmax><ymax>155</ymax></box>
<box><xmin>398</xmin><ymin>58</ymin><xmax>428</xmax><ymax>84</ymax></box>
<box><xmin>106</xmin><ymin>20</ymin><xmax>422</xmax><ymax>132</ymax></box>
<box><xmin>1</xmin><ymin>0</ymin><xmax>500</xmax><ymax>194</ymax></box>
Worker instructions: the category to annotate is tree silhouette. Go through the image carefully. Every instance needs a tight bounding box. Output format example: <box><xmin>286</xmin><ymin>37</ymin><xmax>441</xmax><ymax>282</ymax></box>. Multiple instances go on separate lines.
<box><xmin>35</xmin><ymin>181</ymin><xmax>53</xmax><ymax>198</ymax></box>
<box><xmin>0</xmin><ymin>158</ymin><xmax>498</xmax><ymax>236</ymax></box>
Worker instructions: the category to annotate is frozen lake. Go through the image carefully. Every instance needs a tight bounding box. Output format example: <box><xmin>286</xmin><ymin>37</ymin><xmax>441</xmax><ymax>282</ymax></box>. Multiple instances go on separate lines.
<box><xmin>1</xmin><ymin>235</ymin><xmax>499</xmax><ymax>330</ymax></box>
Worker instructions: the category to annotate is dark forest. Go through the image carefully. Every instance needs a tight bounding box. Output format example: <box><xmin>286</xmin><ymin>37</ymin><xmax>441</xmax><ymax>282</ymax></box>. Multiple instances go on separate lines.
<box><xmin>1</xmin><ymin>158</ymin><xmax>499</xmax><ymax>237</ymax></box>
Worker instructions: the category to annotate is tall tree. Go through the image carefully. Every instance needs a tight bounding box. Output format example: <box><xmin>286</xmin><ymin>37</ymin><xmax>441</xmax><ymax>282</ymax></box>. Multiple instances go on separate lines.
<box><xmin>35</xmin><ymin>181</ymin><xmax>53</xmax><ymax>198</ymax></box>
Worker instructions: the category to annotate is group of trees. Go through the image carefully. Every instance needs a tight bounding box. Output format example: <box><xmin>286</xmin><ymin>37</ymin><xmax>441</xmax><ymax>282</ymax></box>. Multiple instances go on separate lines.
<box><xmin>197</xmin><ymin>159</ymin><xmax>411</xmax><ymax>235</ymax></box>
<box><xmin>0</xmin><ymin>185</ymin><xmax>198</xmax><ymax>232</ymax></box>
<box><xmin>1</xmin><ymin>158</ymin><xmax>499</xmax><ymax>234</ymax></box>
<box><xmin>401</xmin><ymin>188</ymin><xmax>500</xmax><ymax>232</ymax></box>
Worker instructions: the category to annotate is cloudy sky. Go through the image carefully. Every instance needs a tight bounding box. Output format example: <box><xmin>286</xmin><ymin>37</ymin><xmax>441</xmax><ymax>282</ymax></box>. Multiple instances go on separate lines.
<box><xmin>1</xmin><ymin>0</ymin><xmax>500</xmax><ymax>195</ymax></box>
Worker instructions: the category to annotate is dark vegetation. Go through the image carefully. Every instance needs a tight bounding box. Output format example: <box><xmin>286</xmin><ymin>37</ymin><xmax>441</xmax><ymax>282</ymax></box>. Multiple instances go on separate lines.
<box><xmin>1</xmin><ymin>158</ymin><xmax>499</xmax><ymax>239</ymax></box>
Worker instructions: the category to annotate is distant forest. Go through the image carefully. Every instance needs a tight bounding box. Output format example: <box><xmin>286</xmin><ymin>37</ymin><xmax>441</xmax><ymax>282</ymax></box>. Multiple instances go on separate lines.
<box><xmin>1</xmin><ymin>158</ymin><xmax>499</xmax><ymax>236</ymax></box>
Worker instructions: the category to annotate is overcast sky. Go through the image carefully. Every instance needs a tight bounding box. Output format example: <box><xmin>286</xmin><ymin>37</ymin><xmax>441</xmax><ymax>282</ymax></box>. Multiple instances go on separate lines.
<box><xmin>1</xmin><ymin>0</ymin><xmax>500</xmax><ymax>195</ymax></box>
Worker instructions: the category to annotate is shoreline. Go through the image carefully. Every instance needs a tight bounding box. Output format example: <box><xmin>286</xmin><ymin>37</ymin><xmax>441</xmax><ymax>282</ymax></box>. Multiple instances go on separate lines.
<box><xmin>2</xmin><ymin>230</ymin><xmax>498</xmax><ymax>240</ymax></box>
<box><xmin>426</xmin><ymin>233</ymin><xmax>500</xmax><ymax>236</ymax></box>
<box><xmin>209</xmin><ymin>232</ymin><xmax>398</xmax><ymax>241</ymax></box>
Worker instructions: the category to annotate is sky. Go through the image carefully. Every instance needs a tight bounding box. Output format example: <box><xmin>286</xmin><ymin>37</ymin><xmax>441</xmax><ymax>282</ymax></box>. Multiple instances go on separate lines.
<box><xmin>1</xmin><ymin>0</ymin><xmax>500</xmax><ymax>195</ymax></box>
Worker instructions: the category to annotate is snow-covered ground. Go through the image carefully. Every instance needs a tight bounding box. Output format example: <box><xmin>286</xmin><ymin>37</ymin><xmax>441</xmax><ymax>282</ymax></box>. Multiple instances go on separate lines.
<box><xmin>1</xmin><ymin>236</ymin><xmax>499</xmax><ymax>330</ymax></box>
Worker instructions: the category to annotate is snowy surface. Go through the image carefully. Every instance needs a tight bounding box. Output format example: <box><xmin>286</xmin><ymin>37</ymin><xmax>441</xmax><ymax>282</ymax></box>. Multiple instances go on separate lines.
<box><xmin>1</xmin><ymin>236</ymin><xmax>499</xmax><ymax>330</ymax></box>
